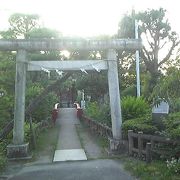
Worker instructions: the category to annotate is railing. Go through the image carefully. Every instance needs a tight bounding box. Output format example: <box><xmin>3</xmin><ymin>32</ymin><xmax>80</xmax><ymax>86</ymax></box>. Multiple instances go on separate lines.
<box><xmin>0</xmin><ymin>118</ymin><xmax>50</xmax><ymax>142</ymax></box>
<box><xmin>81</xmin><ymin>115</ymin><xmax>113</xmax><ymax>139</ymax></box>
<box><xmin>33</xmin><ymin>118</ymin><xmax>50</xmax><ymax>136</ymax></box>
<box><xmin>0</xmin><ymin>120</ymin><xmax>13</xmax><ymax>141</ymax></box>
<box><xmin>128</xmin><ymin>130</ymin><xmax>180</xmax><ymax>163</ymax></box>
<box><xmin>74</xmin><ymin>103</ymin><xmax>83</xmax><ymax>118</ymax></box>
<box><xmin>74</xmin><ymin>102</ymin><xmax>112</xmax><ymax>138</ymax></box>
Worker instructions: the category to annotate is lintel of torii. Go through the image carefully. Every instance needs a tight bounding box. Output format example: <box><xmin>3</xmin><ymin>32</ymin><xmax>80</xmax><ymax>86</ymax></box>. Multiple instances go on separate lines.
<box><xmin>0</xmin><ymin>39</ymin><xmax>142</xmax><ymax>51</ymax></box>
<box><xmin>28</xmin><ymin>60</ymin><xmax>108</xmax><ymax>71</ymax></box>
<box><xmin>0</xmin><ymin>38</ymin><xmax>142</xmax><ymax>159</ymax></box>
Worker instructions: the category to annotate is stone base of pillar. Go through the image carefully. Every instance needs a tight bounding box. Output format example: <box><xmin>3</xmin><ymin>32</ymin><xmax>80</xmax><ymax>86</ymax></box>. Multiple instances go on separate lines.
<box><xmin>107</xmin><ymin>138</ymin><xmax>128</xmax><ymax>155</ymax></box>
<box><xmin>7</xmin><ymin>143</ymin><xmax>31</xmax><ymax>160</ymax></box>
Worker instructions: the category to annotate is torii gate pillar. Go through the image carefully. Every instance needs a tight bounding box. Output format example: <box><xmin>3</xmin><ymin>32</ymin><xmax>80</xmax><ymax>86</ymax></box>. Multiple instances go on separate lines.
<box><xmin>108</xmin><ymin>49</ymin><xmax>122</xmax><ymax>139</ymax></box>
<box><xmin>7</xmin><ymin>49</ymin><xmax>29</xmax><ymax>159</ymax></box>
<box><xmin>107</xmin><ymin>50</ymin><xmax>123</xmax><ymax>152</ymax></box>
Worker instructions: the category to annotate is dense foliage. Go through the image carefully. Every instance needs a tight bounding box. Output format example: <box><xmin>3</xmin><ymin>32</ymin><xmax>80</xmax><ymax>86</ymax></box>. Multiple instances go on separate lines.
<box><xmin>85</xmin><ymin>101</ymin><xmax>111</xmax><ymax>127</ymax></box>
<box><xmin>163</xmin><ymin>112</ymin><xmax>180</xmax><ymax>140</ymax></box>
<box><xmin>121</xmin><ymin>96</ymin><xmax>151</xmax><ymax>121</ymax></box>
<box><xmin>26</xmin><ymin>83</ymin><xmax>59</xmax><ymax>122</ymax></box>
<box><xmin>122</xmin><ymin>117</ymin><xmax>157</xmax><ymax>137</ymax></box>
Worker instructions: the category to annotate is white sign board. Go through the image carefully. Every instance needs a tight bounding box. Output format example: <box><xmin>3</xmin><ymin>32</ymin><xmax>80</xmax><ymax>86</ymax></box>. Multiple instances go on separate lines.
<box><xmin>81</xmin><ymin>100</ymin><xmax>86</xmax><ymax>109</ymax></box>
<box><xmin>152</xmin><ymin>101</ymin><xmax>169</xmax><ymax>114</ymax></box>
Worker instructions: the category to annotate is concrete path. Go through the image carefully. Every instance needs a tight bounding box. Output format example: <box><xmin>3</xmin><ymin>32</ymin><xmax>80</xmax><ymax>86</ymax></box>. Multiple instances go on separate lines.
<box><xmin>53</xmin><ymin>108</ymin><xmax>87</xmax><ymax>162</ymax></box>
<box><xmin>8</xmin><ymin>159</ymin><xmax>135</xmax><ymax>180</ymax></box>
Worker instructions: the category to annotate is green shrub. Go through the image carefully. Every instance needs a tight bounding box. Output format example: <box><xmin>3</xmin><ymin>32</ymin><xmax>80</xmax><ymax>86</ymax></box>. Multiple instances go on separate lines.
<box><xmin>85</xmin><ymin>97</ymin><xmax>151</xmax><ymax>127</ymax></box>
<box><xmin>0</xmin><ymin>135</ymin><xmax>11</xmax><ymax>172</ymax></box>
<box><xmin>24</xmin><ymin>122</ymin><xmax>32</xmax><ymax>143</ymax></box>
<box><xmin>32</xmin><ymin>93</ymin><xmax>59</xmax><ymax>122</ymax></box>
<box><xmin>0</xmin><ymin>94</ymin><xmax>14</xmax><ymax>129</ymax></box>
<box><xmin>26</xmin><ymin>83</ymin><xmax>59</xmax><ymax>122</ymax></box>
<box><xmin>0</xmin><ymin>154</ymin><xmax>7</xmax><ymax>172</ymax></box>
<box><xmin>122</xmin><ymin>117</ymin><xmax>157</xmax><ymax>137</ymax></box>
<box><xmin>170</xmin><ymin>98</ymin><xmax>180</xmax><ymax>113</ymax></box>
<box><xmin>85</xmin><ymin>101</ymin><xmax>111</xmax><ymax>126</ymax></box>
<box><xmin>98</xmin><ymin>103</ymin><xmax>111</xmax><ymax>126</ymax></box>
<box><xmin>121</xmin><ymin>85</ymin><xmax>136</xmax><ymax>97</ymax></box>
<box><xmin>163</xmin><ymin>112</ymin><xmax>180</xmax><ymax>140</ymax></box>
<box><xmin>85</xmin><ymin>102</ymin><xmax>101</xmax><ymax>120</ymax></box>
<box><xmin>168</xmin><ymin>128</ymin><xmax>180</xmax><ymax>139</ymax></box>
<box><xmin>121</xmin><ymin>96</ymin><xmax>151</xmax><ymax>121</ymax></box>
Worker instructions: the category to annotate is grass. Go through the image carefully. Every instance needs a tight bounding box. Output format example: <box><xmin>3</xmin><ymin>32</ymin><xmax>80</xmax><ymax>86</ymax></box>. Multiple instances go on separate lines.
<box><xmin>31</xmin><ymin>126</ymin><xmax>59</xmax><ymax>161</ymax></box>
<box><xmin>75</xmin><ymin>124</ymin><xmax>85</xmax><ymax>149</ymax></box>
<box><xmin>95</xmin><ymin>135</ymin><xmax>109</xmax><ymax>149</ymax></box>
<box><xmin>123</xmin><ymin>157</ymin><xmax>180</xmax><ymax>180</ymax></box>
<box><xmin>0</xmin><ymin>154</ymin><xmax>7</xmax><ymax>173</ymax></box>
<box><xmin>76</xmin><ymin>121</ymin><xmax>109</xmax><ymax>150</ymax></box>
<box><xmin>76</xmin><ymin>121</ymin><xmax>109</xmax><ymax>159</ymax></box>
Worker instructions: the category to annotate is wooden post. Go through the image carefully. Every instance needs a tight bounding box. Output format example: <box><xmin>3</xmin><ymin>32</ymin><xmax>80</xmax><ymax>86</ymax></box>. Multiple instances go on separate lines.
<box><xmin>29</xmin><ymin>116</ymin><xmax>36</xmax><ymax>150</ymax></box>
<box><xmin>138</xmin><ymin>131</ymin><xmax>143</xmax><ymax>159</ymax></box>
<box><xmin>150</xmin><ymin>139</ymin><xmax>155</xmax><ymax>149</ymax></box>
<box><xmin>146</xmin><ymin>142</ymin><xmax>152</xmax><ymax>163</ymax></box>
<box><xmin>128</xmin><ymin>130</ymin><xmax>133</xmax><ymax>156</ymax></box>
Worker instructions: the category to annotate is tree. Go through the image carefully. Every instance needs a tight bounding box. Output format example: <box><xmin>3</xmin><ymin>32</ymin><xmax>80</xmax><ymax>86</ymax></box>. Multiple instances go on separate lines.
<box><xmin>118</xmin><ymin>8</ymin><xmax>180</xmax><ymax>96</ymax></box>
<box><xmin>5</xmin><ymin>13</ymin><xmax>40</xmax><ymax>39</ymax></box>
<box><xmin>75</xmin><ymin>72</ymin><xmax>108</xmax><ymax>101</ymax></box>
<box><xmin>0</xmin><ymin>13</ymin><xmax>66</xmax><ymax>125</ymax></box>
<box><xmin>137</xmin><ymin>8</ymin><xmax>179</xmax><ymax>76</ymax></box>
<box><xmin>26</xmin><ymin>73</ymin><xmax>71</xmax><ymax>115</ymax></box>
<box><xmin>28</xmin><ymin>27</ymin><xmax>61</xmax><ymax>39</ymax></box>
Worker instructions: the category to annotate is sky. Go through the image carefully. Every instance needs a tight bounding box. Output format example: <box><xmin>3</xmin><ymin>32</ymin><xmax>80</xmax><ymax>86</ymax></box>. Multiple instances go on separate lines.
<box><xmin>0</xmin><ymin>0</ymin><xmax>180</xmax><ymax>37</ymax></box>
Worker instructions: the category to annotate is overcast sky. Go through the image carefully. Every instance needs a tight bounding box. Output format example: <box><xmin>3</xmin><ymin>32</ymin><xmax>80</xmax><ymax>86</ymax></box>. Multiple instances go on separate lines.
<box><xmin>0</xmin><ymin>0</ymin><xmax>180</xmax><ymax>37</ymax></box>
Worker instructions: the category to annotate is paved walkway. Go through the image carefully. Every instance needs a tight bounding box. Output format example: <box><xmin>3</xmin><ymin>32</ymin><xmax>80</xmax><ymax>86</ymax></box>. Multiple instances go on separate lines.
<box><xmin>53</xmin><ymin>108</ymin><xmax>87</xmax><ymax>162</ymax></box>
<box><xmin>8</xmin><ymin>159</ymin><xmax>135</xmax><ymax>180</ymax></box>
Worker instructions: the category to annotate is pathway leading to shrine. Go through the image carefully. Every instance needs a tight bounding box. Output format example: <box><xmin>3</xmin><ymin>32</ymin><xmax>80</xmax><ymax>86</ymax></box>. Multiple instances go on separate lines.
<box><xmin>53</xmin><ymin>108</ymin><xmax>87</xmax><ymax>162</ymax></box>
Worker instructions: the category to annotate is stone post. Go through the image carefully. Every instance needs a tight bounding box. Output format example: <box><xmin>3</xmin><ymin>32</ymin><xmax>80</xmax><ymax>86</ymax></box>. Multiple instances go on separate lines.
<box><xmin>7</xmin><ymin>49</ymin><xmax>29</xmax><ymax>159</ymax></box>
<box><xmin>107</xmin><ymin>49</ymin><xmax>122</xmax><ymax>151</ymax></box>
<box><xmin>138</xmin><ymin>131</ymin><xmax>143</xmax><ymax>158</ymax></box>
<box><xmin>128</xmin><ymin>130</ymin><xmax>133</xmax><ymax>156</ymax></box>
<box><xmin>146</xmin><ymin>142</ymin><xmax>152</xmax><ymax>163</ymax></box>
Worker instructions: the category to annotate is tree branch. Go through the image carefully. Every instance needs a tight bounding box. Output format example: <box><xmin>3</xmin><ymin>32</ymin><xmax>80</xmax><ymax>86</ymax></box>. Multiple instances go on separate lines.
<box><xmin>159</xmin><ymin>41</ymin><xmax>167</xmax><ymax>49</ymax></box>
<box><xmin>145</xmin><ymin>32</ymin><xmax>154</xmax><ymax>49</ymax></box>
<box><xmin>158</xmin><ymin>40</ymin><xmax>180</xmax><ymax>67</ymax></box>
<box><xmin>142</xmin><ymin>46</ymin><xmax>152</xmax><ymax>62</ymax></box>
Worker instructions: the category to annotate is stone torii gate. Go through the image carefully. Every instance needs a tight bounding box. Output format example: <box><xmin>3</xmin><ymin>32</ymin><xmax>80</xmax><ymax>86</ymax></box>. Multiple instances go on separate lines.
<box><xmin>0</xmin><ymin>39</ymin><xmax>142</xmax><ymax>158</ymax></box>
